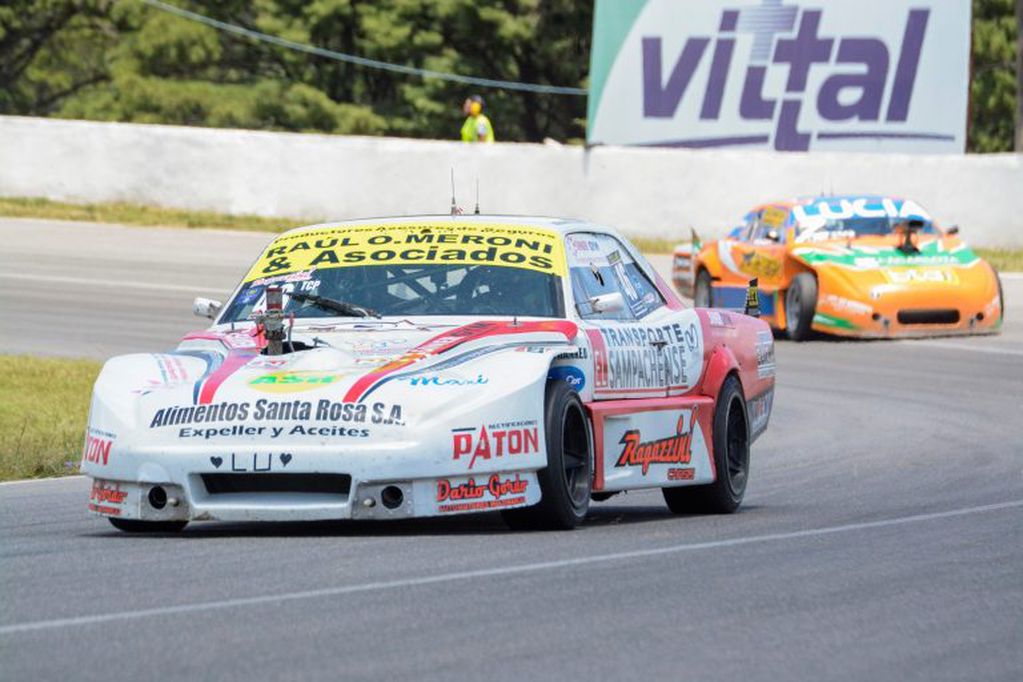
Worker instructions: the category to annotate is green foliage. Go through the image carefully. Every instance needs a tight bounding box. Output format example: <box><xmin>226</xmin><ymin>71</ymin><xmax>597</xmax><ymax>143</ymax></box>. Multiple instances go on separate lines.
<box><xmin>0</xmin><ymin>1</ymin><xmax>1016</xmax><ymax>148</ymax></box>
<box><xmin>1</xmin><ymin>0</ymin><xmax>589</xmax><ymax>140</ymax></box>
<box><xmin>970</xmin><ymin>0</ymin><xmax>1019</xmax><ymax>152</ymax></box>
<box><xmin>0</xmin><ymin>355</ymin><xmax>101</xmax><ymax>481</ymax></box>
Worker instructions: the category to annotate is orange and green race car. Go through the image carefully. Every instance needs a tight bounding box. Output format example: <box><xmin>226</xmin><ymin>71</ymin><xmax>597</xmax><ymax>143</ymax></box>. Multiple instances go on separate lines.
<box><xmin>672</xmin><ymin>195</ymin><xmax>1004</xmax><ymax>340</ymax></box>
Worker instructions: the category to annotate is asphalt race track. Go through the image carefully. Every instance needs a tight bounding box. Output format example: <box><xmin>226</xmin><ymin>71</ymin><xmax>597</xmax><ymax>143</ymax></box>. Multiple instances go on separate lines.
<box><xmin>1</xmin><ymin>218</ymin><xmax>1021</xmax><ymax>681</ymax></box>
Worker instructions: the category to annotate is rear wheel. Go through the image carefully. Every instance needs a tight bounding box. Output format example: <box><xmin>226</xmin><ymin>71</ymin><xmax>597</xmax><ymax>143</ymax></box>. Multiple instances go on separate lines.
<box><xmin>502</xmin><ymin>381</ymin><xmax>591</xmax><ymax>530</ymax></box>
<box><xmin>785</xmin><ymin>272</ymin><xmax>817</xmax><ymax>341</ymax></box>
<box><xmin>694</xmin><ymin>269</ymin><xmax>714</xmax><ymax>307</ymax></box>
<box><xmin>109</xmin><ymin>518</ymin><xmax>188</xmax><ymax>533</ymax></box>
<box><xmin>662</xmin><ymin>374</ymin><xmax>749</xmax><ymax>514</ymax></box>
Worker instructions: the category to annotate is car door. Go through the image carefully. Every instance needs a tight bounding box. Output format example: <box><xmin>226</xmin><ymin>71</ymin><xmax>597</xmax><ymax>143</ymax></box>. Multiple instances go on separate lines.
<box><xmin>567</xmin><ymin>232</ymin><xmax>696</xmax><ymax>399</ymax></box>
<box><xmin>565</xmin><ymin>231</ymin><xmax>712</xmax><ymax>492</ymax></box>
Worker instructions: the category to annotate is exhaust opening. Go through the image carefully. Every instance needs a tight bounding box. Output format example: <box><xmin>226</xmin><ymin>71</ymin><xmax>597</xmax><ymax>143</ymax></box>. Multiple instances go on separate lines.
<box><xmin>380</xmin><ymin>485</ymin><xmax>404</xmax><ymax>509</ymax></box>
<box><xmin>148</xmin><ymin>486</ymin><xmax>168</xmax><ymax>510</ymax></box>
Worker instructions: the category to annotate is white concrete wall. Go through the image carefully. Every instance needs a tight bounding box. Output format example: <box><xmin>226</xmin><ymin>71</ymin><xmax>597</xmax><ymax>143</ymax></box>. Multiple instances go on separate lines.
<box><xmin>2</xmin><ymin>115</ymin><xmax>1020</xmax><ymax>246</ymax></box>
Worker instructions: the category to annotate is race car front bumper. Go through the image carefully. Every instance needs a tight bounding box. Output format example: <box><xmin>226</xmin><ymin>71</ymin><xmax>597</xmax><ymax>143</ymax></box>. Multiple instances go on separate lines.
<box><xmin>85</xmin><ymin>440</ymin><xmax>543</xmax><ymax>523</ymax></box>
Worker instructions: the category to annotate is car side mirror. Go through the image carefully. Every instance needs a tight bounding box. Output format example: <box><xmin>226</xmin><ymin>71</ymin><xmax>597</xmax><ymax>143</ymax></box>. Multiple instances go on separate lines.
<box><xmin>946</xmin><ymin>225</ymin><xmax>959</xmax><ymax>235</ymax></box>
<box><xmin>589</xmin><ymin>292</ymin><xmax>626</xmax><ymax>314</ymax></box>
<box><xmin>193</xmin><ymin>297</ymin><xmax>222</xmax><ymax>319</ymax></box>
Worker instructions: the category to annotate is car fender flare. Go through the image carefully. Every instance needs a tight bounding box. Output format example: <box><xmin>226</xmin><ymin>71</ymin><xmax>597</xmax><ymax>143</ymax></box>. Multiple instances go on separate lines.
<box><xmin>701</xmin><ymin>344</ymin><xmax>743</xmax><ymax>401</ymax></box>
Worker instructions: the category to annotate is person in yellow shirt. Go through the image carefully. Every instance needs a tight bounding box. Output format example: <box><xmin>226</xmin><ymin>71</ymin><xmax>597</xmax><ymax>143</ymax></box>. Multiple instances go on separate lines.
<box><xmin>460</xmin><ymin>95</ymin><xmax>495</xmax><ymax>143</ymax></box>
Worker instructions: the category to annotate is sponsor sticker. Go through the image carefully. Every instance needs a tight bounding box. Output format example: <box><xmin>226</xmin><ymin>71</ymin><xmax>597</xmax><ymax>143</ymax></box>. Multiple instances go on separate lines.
<box><xmin>149</xmin><ymin>399</ymin><xmax>401</xmax><ymax>440</ymax></box>
<box><xmin>547</xmin><ymin>365</ymin><xmax>586</xmax><ymax>391</ymax></box>
<box><xmin>82</xmin><ymin>429</ymin><xmax>115</xmax><ymax>467</ymax></box>
<box><xmin>587</xmin><ymin>317</ymin><xmax>703</xmax><ymax>393</ymax></box>
<box><xmin>882</xmin><ymin>268</ymin><xmax>958</xmax><ymax>285</ymax></box>
<box><xmin>616</xmin><ymin>411</ymin><xmax>697</xmax><ymax>476</ymax></box>
<box><xmin>400</xmin><ymin>374</ymin><xmax>488</xmax><ymax>387</ymax></box>
<box><xmin>207</xmin><ymin>452</ymin><xmax>295</xmax><ymax>471</ymax></box>
<box><xmin>88</xmin><ymin>479</ymin><xmax>128</xmax><ymax>516</ymax></box>
<box><xmin>748</xmin><ymin>388</ymin><xmax>774</xmax><ymax>441</ymax></box>
<box><xmin>451</xmin><ymin>420</ymin><xmax>540</xmax><ymax>470</ymax></box>
<box><xmin>248</xmin><ymin>371</ymin><xmax>347</xmax><ymax>393</ymax></box>
<box><xmin>600</xmin><ymin>407</ymin><xmax>713</xmax><ymax>490</ymax></box>
<box><xmin>245</xmin><ymin>223</ymin><xmax>567</xmax><ymax>282</ymax></box>
<box><xmin>435</xmin><ymin>473</ymin><xmax>531</xmax><ymax>514</ymax></box>
<box><xmin>755</xmin><ymin>330</ymin><xmax>776</xmax><ymax>379</ymax></box>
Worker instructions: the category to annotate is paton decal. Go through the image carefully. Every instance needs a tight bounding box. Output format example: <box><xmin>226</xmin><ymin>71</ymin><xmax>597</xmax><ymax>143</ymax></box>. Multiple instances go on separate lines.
<box><xmin>451</xmin><ymin>420</ymin><xmax>540</xmax><ymax>470</ymax></box>
<box><xmin>82</xmin><ymin>428</ymin><xmax>116</xmax><ymax>467</ymax></box>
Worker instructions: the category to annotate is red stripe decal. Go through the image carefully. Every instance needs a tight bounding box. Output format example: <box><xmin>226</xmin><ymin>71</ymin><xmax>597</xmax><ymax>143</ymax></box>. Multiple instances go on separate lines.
<box><xmin>198</xmin><ymin>351</ymin><xmax>256</xmax><ymax>405</ymax></box>
<box><xmin>343</xmin><ymin>320</ymin><xmax>578</xmax><ymax>403</ymax></box>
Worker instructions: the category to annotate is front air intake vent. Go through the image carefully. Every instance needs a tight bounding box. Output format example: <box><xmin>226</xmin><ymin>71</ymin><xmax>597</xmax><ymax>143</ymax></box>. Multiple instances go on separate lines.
<box><xmin>897</xmin><ymin>309</ymin><xmax>960</xmax><ymax>325</ymax></box>
<box><xmin>201</xmin><ymin>473</ymin><xmax>351</xmax><ymax>496</ymax></box>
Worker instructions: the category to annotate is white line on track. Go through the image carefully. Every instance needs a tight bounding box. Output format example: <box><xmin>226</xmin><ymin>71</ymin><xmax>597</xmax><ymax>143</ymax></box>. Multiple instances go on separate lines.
<box><xmin>999</xmin><ymin>272</ymin><xmax>1023</xmax><ymax>281</ymax></box>
<box><xmin>0</xmin><ymin>272</ymin><xmax>224</xmax><ymax>294</ymax></box>
<box><xmin>1</xmin><ymin>499</ymin><xmax>1019</xmax><ymax>636</ymax></box>
<box><xmin>897</xmin><ymin>340</ymin><xmax>1023</xmax><ymax>356</ymax></box>
<box><xmin>0</xmin><ymin>475</ymin><xmax>84</xmax><ymax>487</ymax></box>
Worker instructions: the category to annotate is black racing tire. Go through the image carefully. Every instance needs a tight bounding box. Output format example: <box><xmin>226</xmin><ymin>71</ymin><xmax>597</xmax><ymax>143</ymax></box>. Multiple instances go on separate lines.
<box><xmin>502</xmin><ymin>381</ymin><xmax>591</xmax><ymax>530</ymax></box>
<box><xmin>109</xmin><ymin>518</ymin><xmax>188</xmax><ymax>533</ymax></box>
<box><xmin>784</xmin><ymin>272</ymin><xmax>817</xmax><ymax>341</ymax></box>
<box><xmin>694</xmin><ymin>269</ymin><xmax>714</xmax><ymax>308</ymax></box>
<box><xmin>662</xmin><ymin>374</ymin><xmax>749</xmax><ymax>515</ymax></box>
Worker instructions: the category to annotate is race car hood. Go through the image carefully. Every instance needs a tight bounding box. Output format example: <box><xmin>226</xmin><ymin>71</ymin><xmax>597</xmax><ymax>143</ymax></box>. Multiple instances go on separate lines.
<box><xmin>88</xmin><ymin>317</ymin><xmax>578</xmax><ymax>453</ymax></box>
<box><xmin>787</xmin><ymin>235</ymin><xmax>999</xmax><ymax>332</ymax></box>
<box><xmin>789</xmin><ymin>235</ymin><xmax>987</xmax><ymax>296</ymax></box>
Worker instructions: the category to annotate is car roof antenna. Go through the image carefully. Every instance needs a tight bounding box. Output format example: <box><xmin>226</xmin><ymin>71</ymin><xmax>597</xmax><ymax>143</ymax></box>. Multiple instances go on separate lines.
<box><xmin>450</xmin><ymin>168</ymin><xmax>458</xmax><ymax>216</ymax></box>
<box><xmin>474</xmin><ymin>177</ymin><xmax>480</xmax><ymax>215</ymax></box>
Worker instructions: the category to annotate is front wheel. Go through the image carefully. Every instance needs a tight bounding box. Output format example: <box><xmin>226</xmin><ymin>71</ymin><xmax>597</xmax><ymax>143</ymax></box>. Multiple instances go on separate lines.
<box><xmin>502</xmin><ymin>381</ymin><xmax>591</xmax><ymax>530</ymax></box>
<box><xmin>785</xmin><ymin>272</ymin><xmax>817</xmax><ymax>341</ymax></box>
<box><xmin>662</xmin><ymin>374</ymin><xmax>749</xmax><ymax>514</ymax></box>
<box><xmin>109</xmin><ymin>518</ymin><xmax>188</xmax><ymax>533</ymax></box>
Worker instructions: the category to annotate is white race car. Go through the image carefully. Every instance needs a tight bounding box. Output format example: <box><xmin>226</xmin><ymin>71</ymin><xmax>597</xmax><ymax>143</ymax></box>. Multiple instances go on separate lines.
<box><xmin>83</xmin><ymin>216</ymin><xmax>775</xmax><ymax>531</ymax></box>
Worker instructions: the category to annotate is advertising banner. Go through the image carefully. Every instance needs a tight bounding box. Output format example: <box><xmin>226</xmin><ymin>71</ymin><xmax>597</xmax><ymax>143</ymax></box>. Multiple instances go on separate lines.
<box><xmin>587</xmin><ymin>0</ymin><xmax>971</xmax><ymax>153</ymax></box>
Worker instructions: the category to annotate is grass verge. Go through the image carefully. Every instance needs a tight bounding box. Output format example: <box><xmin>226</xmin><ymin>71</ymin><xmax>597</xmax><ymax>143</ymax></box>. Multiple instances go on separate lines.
<box><xmin>1</xmin><ymin>196</ymin><xmax>1021</xmax><ymax>268</ymax></box>
<box><xmin>0</xmin><ymin>355</ymin><xmax>101</xmax><ymax>481</ymax></box>
<box><xmin>975</xmin><ymin>248</ymin><xmax>1023</xmax><ymax>273</ymax></box>
<box><xmin>0</xmin><ymin>196</ymin><xmax>306</xmax><ymax>233</ymax></box>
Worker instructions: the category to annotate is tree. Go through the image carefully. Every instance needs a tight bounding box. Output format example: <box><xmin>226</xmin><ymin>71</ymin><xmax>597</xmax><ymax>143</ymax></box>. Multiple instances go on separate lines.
<box><xmin>1016</xmin><ymin>0</ymin><xmax>1022</xmax><ymax>150</ymax></box>
<box><xmin>970</xmin><ymin>0</ymin><xmax>1018</xmax><ymax>152</ymax></box>
<box><xmin>0</xmin><ymin>1</ymin><xmax>117</xmax><ymax>115</ymax></box>
<box><xmin>0</xmin><ymin>1</ymin><xmax>1012</xmax><ymax>150</ymax></box>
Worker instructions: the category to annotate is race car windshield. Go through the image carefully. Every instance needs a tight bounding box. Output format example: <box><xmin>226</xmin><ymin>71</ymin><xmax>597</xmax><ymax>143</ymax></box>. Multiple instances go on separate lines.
<box><xmin>219</xmin><ymin>263</ymin><xmax>564</xmax><ymax>322</ymax></box>
<box><xmin>797</xmin><ymin>216</ymin><xmax>936</xmax><ymax>240</ymax></box>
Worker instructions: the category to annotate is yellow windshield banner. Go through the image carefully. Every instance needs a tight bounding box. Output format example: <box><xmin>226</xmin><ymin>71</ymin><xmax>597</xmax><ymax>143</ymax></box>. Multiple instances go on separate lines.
<box><xmin>244</xmin><ymin>222</ymin><xmax>566</xmax><ymax>282</ymax></box>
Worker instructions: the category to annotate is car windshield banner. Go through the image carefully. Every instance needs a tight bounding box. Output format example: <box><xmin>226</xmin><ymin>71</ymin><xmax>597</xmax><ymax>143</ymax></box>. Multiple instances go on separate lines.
<box><xmin>244</xmin><ymin>222</ymin><xmax>567</xmax><ymax>282</ymax></box>
<box><xmin>587</xmin><ymin>0</ymin><xmax>970</xmax><ymax>153</ymax></box>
